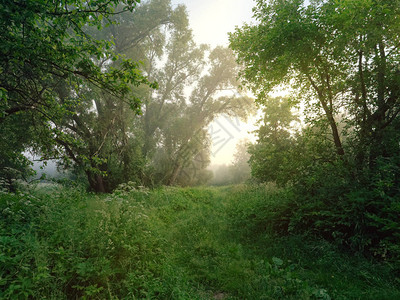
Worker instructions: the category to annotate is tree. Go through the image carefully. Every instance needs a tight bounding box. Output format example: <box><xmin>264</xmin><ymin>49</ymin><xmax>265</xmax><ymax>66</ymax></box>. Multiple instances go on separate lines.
<box><xmin>133</xmin><ymin>6</ymin><xmax>255</xmax><ymax>186</ymax></box>
<box><xmin>230</xmin><ymin>138</ymin><xmax>251</xmax><ymax>184</ymax></box>
<box><xmin>230</xmin><ymin>0</ymin><xmax>400</xmax><ymax>256</ymax></box>
<box><xmin>0</xmin><ymin>0</ymin><xmax>148</xmax><ymax>122</ymax></box>
<box><xmin>0</xmin><ymin>0</ymin><xmax>152</xmax><ymax>191</ymax></box>
<box><xmin>146</xmin><ymin>45</ymin><xmax>255</xmax><ymax>186</ymax></box>
<box><xmin>230</xmin><ymin>0</ymin><xmax>400</xmax><ymax>172</ymax></box>
<box><xmin>329</xmin><ymin>0</ymin><xmax>400</xmax><ymax>171</ymax></box>
<box><xmin>229</xmin><ymin>0</ymin><xmax>347</xmax><ymax>157</ymax></box>
<box><xmin>45</xmin><ymin>1</ymin><xmax>255</xmax><ymax>190</ymax></box>
<box><xmin>248</xmin><ymin>97</ymin><xmax>299</xmax><ymax>184</ymax></box>
<box><xmin>48</xmin><ymin>0</ymin><xmax>172</xmax><ymax>192</ymax></box>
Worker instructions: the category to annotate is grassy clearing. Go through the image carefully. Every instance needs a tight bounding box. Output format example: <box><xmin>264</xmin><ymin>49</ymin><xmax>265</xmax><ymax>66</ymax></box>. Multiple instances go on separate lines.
<box><xmin>1</xmin><ymin>184</ymin><xmax>399</xmax><ymax>299</ymax></box>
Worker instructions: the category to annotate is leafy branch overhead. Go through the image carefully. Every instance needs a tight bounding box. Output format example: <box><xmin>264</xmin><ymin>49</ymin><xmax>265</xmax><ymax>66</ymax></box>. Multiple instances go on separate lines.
<box><xmin>0</xmin><ymin>0</ymin><xmax>157</xmax><ymax>191</ymax></box>
<box><xmin>0</xmin><ymin>0</ymin><xmax>151</xmax><ymax>123</ymax></box>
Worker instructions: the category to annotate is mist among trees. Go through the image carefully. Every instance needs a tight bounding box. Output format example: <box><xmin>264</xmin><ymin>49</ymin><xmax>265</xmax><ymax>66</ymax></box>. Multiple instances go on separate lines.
<box><xmin>1</xmin><ymin>0</ymin><xmax>400</xmax><ymax>298</ymax></box>
<box><xmin>0</xmin><ymin>0</ymin><xmax>254</xmax><ymax>192</ymax></box>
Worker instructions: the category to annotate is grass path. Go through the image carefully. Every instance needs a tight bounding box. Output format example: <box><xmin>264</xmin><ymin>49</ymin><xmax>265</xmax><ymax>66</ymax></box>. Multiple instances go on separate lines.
<box><xmin>1</xmin><ymin>185</ymin><xmax>399</xmax><ymax>299</ymax></box>
<box><xmin>125</xmin><ymin>186</ymin><xmax>400</xmax><ymax>299</ymax></box>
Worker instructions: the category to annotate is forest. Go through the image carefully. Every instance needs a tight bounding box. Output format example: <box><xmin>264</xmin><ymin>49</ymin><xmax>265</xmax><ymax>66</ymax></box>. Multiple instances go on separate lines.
<box><xmin>1</xmin><ymin>0</ymin><xmax>399</xmax><ymax>298</ymax></box>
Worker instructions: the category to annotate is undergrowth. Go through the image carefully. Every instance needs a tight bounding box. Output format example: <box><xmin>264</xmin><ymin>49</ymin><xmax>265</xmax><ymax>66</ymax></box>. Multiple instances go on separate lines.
<box><xmin>0</xmin><ymin>184</ymin><xmax>399</xmax><ymax>299</ymax></box>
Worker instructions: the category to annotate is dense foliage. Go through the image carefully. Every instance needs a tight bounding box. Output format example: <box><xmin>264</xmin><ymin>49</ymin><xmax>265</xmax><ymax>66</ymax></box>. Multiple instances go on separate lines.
<box><xmin>230</xmin><ymin>0</ymin><xmax>400</xmax><ymax>259</ymax></box>
<box><xmin>1</xmin><ymin>185</ymin><xmax>399</xmax><ymax>298</ymax></box>
<box><xmin>248</xmin><ymin>96</ymin><xmax>299</xmax><ymax>184</ymax></box>
<box><xmin>0</xmin><ymin>0</ymin><xmax>153</xmax><ymax>191</ymax></box>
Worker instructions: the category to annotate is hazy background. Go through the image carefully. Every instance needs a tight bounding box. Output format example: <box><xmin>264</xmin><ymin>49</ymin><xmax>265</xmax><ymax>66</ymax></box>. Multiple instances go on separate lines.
<box><xmin>171</xmin><ymin>0</ymin><xmax>257</xmax><ymax>165</ymax></box>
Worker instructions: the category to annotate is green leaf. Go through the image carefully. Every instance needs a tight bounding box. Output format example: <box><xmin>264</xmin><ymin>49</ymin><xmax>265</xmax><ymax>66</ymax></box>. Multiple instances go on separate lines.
<box><xmin>272</xmin><ymin>257</ymin><xmax>283</xmax><ymax>266</ymax></box>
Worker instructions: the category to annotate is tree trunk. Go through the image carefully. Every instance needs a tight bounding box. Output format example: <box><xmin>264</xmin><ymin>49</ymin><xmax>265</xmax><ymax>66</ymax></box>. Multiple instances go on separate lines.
<box><xmin>327</xmin><ymin>114</ymin><xmax>345</xmax><ymax>156</ymax></box>
<box><xmin>317</xmin><ymin>94</ymin><xmax>345</xmax><ymax>156</ymax></box>
<box><xmin>368</xmin><ymin>41</ymin><xmax>388</xmax><ymax>168</ymax></box>
<box><xmin>168</xmin><ymin>163</ymin><xmax>182</xmax><ymax>185</ymax></box>
<box><xmin>304</xmin><ymin>70</ymin><xmax>345</xmax><ymax>156</ymax></box>
<box><xmin>355</xmin><ymin>47</ymin><xmax>370</xmax><ymax>167</ymax></box>
<box><xmin>87</xmin><ymin>172</ymin><xmax>107</xmax><ymax>193</ymax></box>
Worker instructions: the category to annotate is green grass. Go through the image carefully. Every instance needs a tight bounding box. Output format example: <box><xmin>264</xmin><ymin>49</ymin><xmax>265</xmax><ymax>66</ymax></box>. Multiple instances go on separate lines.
<box><xmin>0</xmin><ymin>184</ymin><xmax>399</xmax><ymax>299</ymax></box>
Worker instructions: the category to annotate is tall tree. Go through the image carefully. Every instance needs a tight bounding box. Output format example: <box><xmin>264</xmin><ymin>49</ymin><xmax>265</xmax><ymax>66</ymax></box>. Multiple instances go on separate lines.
<box><xmin>230</xmin><ymin>138</ymin><xmax>252</xmax><ymax>184</ymax></box>
<box><xmin>0</xmin><ymin>0</ymin><xmax>152</xmax><ymax>191</ymax></box>
<box><xmin>230</xmin><ymin>0</ymin><xmax>400</xmax><ymax>255</ymax></box>
<box><xmin>132</xmin><ymin>6</ymin><xmax>255</xmax><ymax>186</ymax></box>
<box><xmin>145</xmin><ymin>45</ymin><xmax>255</xmax><ymax>186</ymax></box>
<box><xmin>229</xmin><ymin>0</ymin><xmax>347</xmax><ymax>157</ymax></box>
<box><xmin>50</xmin><ymin>0</ymin><xmax>171</xmax><ymax>192</ymax></box>
<box><xmin>43</xmin><ymin>0</ymin><xmax>254</xmax><ymax>190</ymax></box>
<box><xmin>0</xmin><ymin>0</ymin><xmax>147</xmax><ymax>122</ymax></box>
<box><xmin>229</xmin><ymin>0</ymin><xmax>400</xmax><ymax>168</ymax></box>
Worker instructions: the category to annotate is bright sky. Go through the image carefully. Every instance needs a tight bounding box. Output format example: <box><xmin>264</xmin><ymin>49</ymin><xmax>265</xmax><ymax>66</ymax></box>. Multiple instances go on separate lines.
<box><xmin>171</xmin><ymin>0</ymin><xmax>255</xmax><ymax>47</ymax></box>
<box><xmin>171</xmin><ymin>0</ymin><xmax>258</xmax><ymax>165</ymax></box>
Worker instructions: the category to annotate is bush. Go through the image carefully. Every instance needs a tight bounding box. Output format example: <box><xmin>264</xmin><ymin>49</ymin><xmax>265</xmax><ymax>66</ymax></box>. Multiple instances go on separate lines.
<box><xmin>227</xmin><ymin>184</ymin><xmax>294</xmax><ymax>240</ymax></box>
<box><xmin>0</xmin><ymin>186</ymin><xmax>166</xmax><ymax>298</ymax></box>
<box><xmin>287</xmin><ymin>157</ymin><xmax>400</xmax><ymax>267</ymax></box>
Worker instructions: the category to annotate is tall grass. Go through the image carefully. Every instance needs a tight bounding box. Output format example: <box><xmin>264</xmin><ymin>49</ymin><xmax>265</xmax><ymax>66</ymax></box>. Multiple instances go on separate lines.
<box><xmin>0</xmin><ymin>184</ymin><xmax>399</xmax><ymax>299</ymax></box>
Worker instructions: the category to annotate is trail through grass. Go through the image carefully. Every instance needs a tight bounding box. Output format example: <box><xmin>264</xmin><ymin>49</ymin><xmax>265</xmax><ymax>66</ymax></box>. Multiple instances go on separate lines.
<box><xmin>1</xmin><ymin>185</ymin><xmax>399</xmax><ymax>299</ymax></box>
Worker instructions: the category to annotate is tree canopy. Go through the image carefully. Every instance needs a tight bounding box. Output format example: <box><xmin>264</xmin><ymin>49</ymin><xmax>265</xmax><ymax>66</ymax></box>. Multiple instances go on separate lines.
<box><xmin>230</xmin><ymin>0</ymin><xmax>400</xmax><ymax>159</ymax></box>
<box><xmin>0</xmin><ymin>0</ymin><xmax>157</xmax><ymax>190</ymax></box>
<box><xmin>230</xmin><ymin>0</ymin><xmax>400</xmax><ymax>259</ymax></box>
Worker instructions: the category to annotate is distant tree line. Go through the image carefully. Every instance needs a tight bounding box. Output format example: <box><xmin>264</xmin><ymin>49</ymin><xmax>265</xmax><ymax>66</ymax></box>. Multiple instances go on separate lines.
<box><xmin>209</xmin><ymin>139</ymin><xmax>251</xmax><ymax>186</ymax></box>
